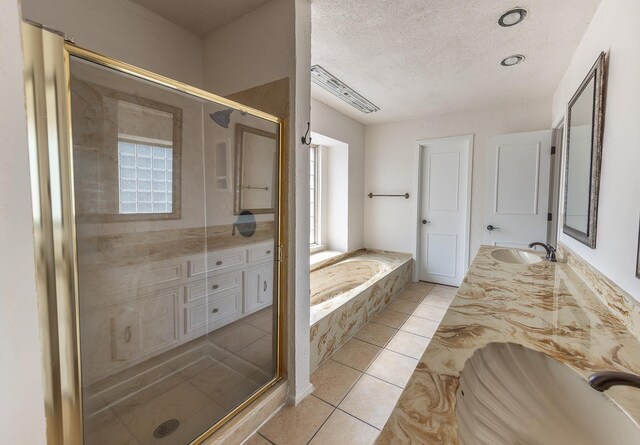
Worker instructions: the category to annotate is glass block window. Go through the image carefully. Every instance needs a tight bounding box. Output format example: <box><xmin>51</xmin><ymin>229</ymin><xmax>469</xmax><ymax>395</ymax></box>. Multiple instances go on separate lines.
<box><xmin>118</xmin><ymin>141</ymin><xmax>173</xmax><ymax>214</ymax></box>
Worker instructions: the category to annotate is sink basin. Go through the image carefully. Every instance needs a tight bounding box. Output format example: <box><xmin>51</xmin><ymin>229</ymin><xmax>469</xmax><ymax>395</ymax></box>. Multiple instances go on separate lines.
<box><xmin>491</xmin><ymin>248</ymin><xmax>542</xmax><ymax>264</ymax></box>
<box><xmin>456</xmin><ymin>343</ymin><xmax>640</xmax><ymax>445</ymax></box>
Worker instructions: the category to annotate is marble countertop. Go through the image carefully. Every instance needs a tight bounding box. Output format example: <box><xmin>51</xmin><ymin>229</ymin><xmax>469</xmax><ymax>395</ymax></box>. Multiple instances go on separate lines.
<box><xmin>78</xmin><ymin>229</ymin><xmax>274</xmax><ymax>268</ymax></box>
<box><xmin>378</xmin><ymin>246</ymin><xmax>640</xmax><ymax>444</ymax></box>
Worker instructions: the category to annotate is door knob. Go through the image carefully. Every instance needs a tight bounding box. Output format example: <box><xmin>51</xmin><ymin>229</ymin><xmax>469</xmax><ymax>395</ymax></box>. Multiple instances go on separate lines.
<box><xmin>421</xmin><ymin>219</ymin><xmax>431</xmax><ymax>225</ymax></box>
<box><xmin>486</xmin><ymin>225</ymin><xmax>500</xmax><ymax>231</ymax></box>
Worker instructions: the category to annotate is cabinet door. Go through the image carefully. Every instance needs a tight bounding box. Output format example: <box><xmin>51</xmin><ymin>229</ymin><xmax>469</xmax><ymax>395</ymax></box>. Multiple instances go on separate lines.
<box><xmin>244</xmin><ymin>264</ymin><xmax>274</xmax><ymax>314</ymax></box>
<box><xmin>82</xmin><ymin>288</ymin><xmax>180</xmax><ymax>383</ymax></box>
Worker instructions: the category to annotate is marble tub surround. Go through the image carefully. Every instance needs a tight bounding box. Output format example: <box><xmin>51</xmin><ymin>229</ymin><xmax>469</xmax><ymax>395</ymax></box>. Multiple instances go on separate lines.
<box><xmin>310</xmin><ymin>250</ymin><xmax>413</xmax><ymax>323</ymax></box>
<box><xmin>310</xmin><ymin>250</ymin><xmax>412</xmax><ymax>370</ymax></box>
<box><xmin>310</xmin><ymin>250</ymin><xmax>348</xmax><ymax>268</ymax></box>
<box><xmin>559</xmin><ymin>242</ymin><xmax>640</xmax><ymax>342</ymax></box>
<box><xmin>378</xmin><ymin>246</ymin><xmax>640</xmax><ymax>444</ymax></box>
<box><xmin>77</xmin><ymin>221</ymin><xmax>274</xmax><ymax>267</ymax></box>
<box><xmin>247</xmin><ymin>282</ymin><xmax>455</xmax><ymax>445</ymax></box>
<box><xmin>311</xmin><ymin>258</ymin><xmax>386</xmax><ymax>306</ymax></box>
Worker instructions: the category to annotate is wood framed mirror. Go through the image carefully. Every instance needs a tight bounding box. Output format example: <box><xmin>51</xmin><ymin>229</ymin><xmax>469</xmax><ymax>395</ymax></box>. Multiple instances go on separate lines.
<box><xmin>563</xmin><ymin>51</ymin><xmax>607</xmax><ymax>248</ymax></box>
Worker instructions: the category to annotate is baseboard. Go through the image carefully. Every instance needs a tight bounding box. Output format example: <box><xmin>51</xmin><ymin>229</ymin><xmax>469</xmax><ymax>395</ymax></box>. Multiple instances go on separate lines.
<box><xmin>287</xmin><ymin>382</ymin><xmax>314</xmax><ymax>405</ymax></box>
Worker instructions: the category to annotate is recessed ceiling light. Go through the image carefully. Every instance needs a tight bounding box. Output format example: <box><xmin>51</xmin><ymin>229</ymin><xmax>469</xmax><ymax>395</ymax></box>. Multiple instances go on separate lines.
<box><xmin>501</xmin><ymin>54</ymin><xmax>525</xmax><ymax>66</ymax></box>
<box><xmin>498</xmin><ymin>7</ymin><xmax>528</xmax><ymax>27</ymax></box>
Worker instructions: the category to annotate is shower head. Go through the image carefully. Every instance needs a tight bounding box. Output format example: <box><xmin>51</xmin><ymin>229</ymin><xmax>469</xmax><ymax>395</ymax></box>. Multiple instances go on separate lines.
<box><xmin>209</xmin><ymin>109</ymin><xmax>234</xmax><ymax>128</ymax></box>
<box><xmin>209</xmin><ymin>108</ymin><xmax>249</xmax><ymax>128</ymax></box>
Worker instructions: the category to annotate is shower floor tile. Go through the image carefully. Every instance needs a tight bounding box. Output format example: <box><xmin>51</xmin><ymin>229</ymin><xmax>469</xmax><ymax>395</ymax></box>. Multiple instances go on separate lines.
<box><xmin>83</xmin><ymin>307</ymin><xmax>275</xmax><ymax>444</ymax></box>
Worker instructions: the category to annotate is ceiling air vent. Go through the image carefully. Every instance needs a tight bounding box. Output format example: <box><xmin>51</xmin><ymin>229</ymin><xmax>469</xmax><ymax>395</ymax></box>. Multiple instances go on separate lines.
<box><xmin>310</xmin><ymin>65</ymin><xmax>380</xmax><ymax>114</ymax></box>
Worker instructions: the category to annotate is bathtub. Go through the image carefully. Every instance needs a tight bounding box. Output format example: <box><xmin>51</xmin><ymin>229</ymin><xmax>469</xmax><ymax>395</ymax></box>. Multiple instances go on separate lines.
<box><xmin>311</xmin><ymin>258</ymin><xmax>388</xmax><ymax>310</ymax></box>
<box><xmin>309</xmin><ymin>249</ymin><xmax>412</xmax><ymax>370</ymax></box>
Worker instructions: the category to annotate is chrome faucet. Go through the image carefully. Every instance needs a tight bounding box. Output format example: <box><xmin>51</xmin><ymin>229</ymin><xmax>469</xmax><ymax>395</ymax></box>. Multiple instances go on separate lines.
<box><xmin>589</xmin><ymin>371</ymin><xmax>640</xmax><ymax>392</ymax></box>
<box><xmin>528</xmin><ymin>242</ymin><xmax>557</xmax><ymax>262</ymax></box>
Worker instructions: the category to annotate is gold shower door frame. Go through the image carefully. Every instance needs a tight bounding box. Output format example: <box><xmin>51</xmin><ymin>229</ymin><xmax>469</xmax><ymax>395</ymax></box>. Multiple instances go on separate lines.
<box><xmin>22</xmin><ymin>22</ymin><xmax>286</xmax><ymax>445</ymax></box>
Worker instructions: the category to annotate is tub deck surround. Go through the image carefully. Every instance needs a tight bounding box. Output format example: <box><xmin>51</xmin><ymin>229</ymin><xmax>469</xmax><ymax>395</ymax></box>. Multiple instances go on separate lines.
<box><xmin>310</xmin><ymin>250</ymin><xmax>413</xmax><ymax>371</ymax></box>
<box><xmin>377</xmin><ymin>246</ymin><xmax>640</xmax><ymax>444</ymax></box>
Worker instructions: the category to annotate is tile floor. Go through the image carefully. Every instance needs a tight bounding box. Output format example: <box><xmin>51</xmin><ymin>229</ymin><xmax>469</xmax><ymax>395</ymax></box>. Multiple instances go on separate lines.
<box><xmin>84</xmin><ymin>307</ymin><xmax>276</xmax><ymax>445</ymax></box>
<box><xmin>248</xmin><ymin>282</ymin><xmax>457</xmax><ymax>445</ymax></box>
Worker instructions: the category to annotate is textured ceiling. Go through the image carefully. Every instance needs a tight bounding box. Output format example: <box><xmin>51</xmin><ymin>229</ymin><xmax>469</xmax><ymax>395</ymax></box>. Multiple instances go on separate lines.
<box><xmin>130</xmin><ymin>0</ymin><xmax>272</xmax><ymax>37</ymax></box>
<box><xmin>311</xmin><ymin>0</ymin><xmax>602</xmax><ymax>125</ymax></box>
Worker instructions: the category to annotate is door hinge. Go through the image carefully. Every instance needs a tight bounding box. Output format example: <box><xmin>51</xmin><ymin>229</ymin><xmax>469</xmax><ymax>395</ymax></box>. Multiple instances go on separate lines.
<box><xmin>551</xmin><ymin>146</ymin><xmax>556</xmax><ymax>155</ymax></box>
<box><xmin>276</xmin><ymin>246</ymin><xmax>283</xmax><ymax>262</ymax></box>
<box><xmin>548</xmin><ymin>213</ymin><xmax>553</xmax><ymax>222</ymax></box>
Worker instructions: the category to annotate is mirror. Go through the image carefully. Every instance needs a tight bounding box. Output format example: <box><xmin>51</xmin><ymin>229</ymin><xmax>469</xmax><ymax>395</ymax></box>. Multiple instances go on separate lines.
<box><xmin>234</xmin><ymin>124</ymin><xmax>278</xmax><ymax>214</ymax></box>
<box><xmin>563</xmin><ymin>52</ymin><xmax>607</xmax><ymax>248</ymax></box>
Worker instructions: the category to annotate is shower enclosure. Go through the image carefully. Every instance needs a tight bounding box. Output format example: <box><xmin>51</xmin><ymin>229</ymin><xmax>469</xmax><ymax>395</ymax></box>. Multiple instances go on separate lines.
<box><xmin>23</xmin><ymin>23</ymin><xmax>284</xmax><ymax>445</ymax></box>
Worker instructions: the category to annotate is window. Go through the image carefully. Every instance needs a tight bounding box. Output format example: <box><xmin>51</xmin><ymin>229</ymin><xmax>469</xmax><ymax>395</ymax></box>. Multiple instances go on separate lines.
<box><xmin>310</xmin><ymin>144</ymin><xmax>318</xmax><ymax>245</ymax></box>
<box><xmin>118</xmin><ymin>141</ymin><xmax>173</xmax><ymax>214</ymax></box>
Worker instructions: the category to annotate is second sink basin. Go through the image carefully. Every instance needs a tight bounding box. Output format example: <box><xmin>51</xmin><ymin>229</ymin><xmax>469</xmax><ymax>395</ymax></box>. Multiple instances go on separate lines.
<box><xmin>491</xmin><ymin>248</ymin><xmax>542</xmax><ymax>265</ymax></box>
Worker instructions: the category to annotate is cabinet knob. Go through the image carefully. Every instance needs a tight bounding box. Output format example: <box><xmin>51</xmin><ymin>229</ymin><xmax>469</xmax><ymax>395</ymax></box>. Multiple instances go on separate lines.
<box><xmin>212</xmin><ymin>308</ymin><xmax>219</xmax><ymax>314</ymax></box>
<box><xmin>266</xmin><ymin>250</ymin><xmax>271</xmax><ymax>254</ymax></box>
<box><xmin>216</xmin><ymin>260</ymin><xmax>223</xmax><ymax>266</ymax></box>
<box><xmin>212</xmin><ymin>284</ymin><xmax>219</xmax><ymax>290</ymax></box>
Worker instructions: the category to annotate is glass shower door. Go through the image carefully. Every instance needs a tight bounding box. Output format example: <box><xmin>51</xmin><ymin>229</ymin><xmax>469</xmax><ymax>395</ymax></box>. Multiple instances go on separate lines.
<box><xmin>68</xmin><ymin>52</ymin><xmax>281</xmax><ymax>444</ymax></box>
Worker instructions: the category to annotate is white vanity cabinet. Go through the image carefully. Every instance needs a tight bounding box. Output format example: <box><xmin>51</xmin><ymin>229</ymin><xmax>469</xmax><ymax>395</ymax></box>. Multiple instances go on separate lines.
<box><xmin>244</xmin><ymin>264</ymin><xmax>275</xmax><ymax>314</ymax></box>
<box><xmin>78</xmin><ymin>239</ymin><xmax>276</xmax><ymax>383</ymax></box>
<box><xmin>181</xmin><ymin>241</ymin><xmax>274</xmax><ymax>341</ymax></box>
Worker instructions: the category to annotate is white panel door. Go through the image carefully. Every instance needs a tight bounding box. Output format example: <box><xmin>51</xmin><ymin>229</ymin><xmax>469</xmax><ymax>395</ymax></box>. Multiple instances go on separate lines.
<box><xmin>484</xmin><ymin>130</ymin><xmax>552</xmax><ymax>249</ymax></box>
<box><xmin>419</xmin><ymin>136</ymin><xmax>471</xmax><ymax>286</ymax></box>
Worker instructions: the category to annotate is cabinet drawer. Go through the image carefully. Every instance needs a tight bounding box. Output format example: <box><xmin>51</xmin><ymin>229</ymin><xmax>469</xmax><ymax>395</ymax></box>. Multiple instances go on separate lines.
<box><xmin>184</xmin><ymin>270</ymin><xmax>242</xmax><ymax>304</ymax></box>
<box><xmin>184</xmin><ymin>291</ymin><xmax>241</xmax><ymax>335</ymax></box>
<box><xmin>247</xmin><ymin>244</ymin><xmax>275</xmax><ymax>264</ymax></box>
<box><xmin>79</xmin><ymin>259</ymin><xmax>184</xmax><ymax>307</ymax></box>
<box><xmin>188</xmin><ymin>248</ymin><xmax>245</xmax><ymax>277</ymax></box>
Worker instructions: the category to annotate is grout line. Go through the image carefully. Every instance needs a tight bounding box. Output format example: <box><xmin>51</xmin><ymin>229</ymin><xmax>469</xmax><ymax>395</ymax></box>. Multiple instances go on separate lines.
<box><xmin>304</xmin><ymin>395</ymin><xmax>337</xmax><ymax>444</ymax></box>
<box><xmin>352</xmin><ymin>328</ymin><xmax>398</xmax><ymax>350</ymax></box>
<box><xmin>333</xmin><ymin>372</ymin><xmax>365</xmax><ymax>407</ymax></box>
<box><xmin>336</xmin><ymin>407</ymin><xmax>382</xmax><ymax>432</ymax></box>
<box><xmin>382</xmin><ymin>343</ymin><xmax>426</xmax><ymax>361</ymax></box>
<box><xmin>257</xmin><ymin>432</ymin><xmax>276</xmax><ymax>445</ymax></box>
<box><xmin>362</xmin><ymin>368</ymin><xmax>411</xmax><ymax>390</ymax></box>
<box><xmin>331</xmin><ymin>346</ymin><xmax>383</xmax><ymax>374</ymax></box>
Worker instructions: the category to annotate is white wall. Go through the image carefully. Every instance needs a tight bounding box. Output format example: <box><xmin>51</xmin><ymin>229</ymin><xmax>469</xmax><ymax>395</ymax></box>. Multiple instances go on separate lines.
<box><xmin>202</xmin><ymin>0</ymin><xmax>295</xmax><ymax>96</ymax></box>
<box><xmin>21</xmin><ymin>0</ymin><xmax>204</xmax><ymax>87</ymax></box>
<box><xmin>364</xmin><ymin>97</ymin><xmax>552</xmax><ymax>258</ymax></box>
<box><xmin>0</xmin><ymin>1</ymin><xmax>47</xmax><ymax>443</ymax></box>
<box><xmin>292</xmin><ymin>0</ymin><xmax>312</xmax><ymax>404</ymax></box>
<box><xmin>552</xmin><ymin>0</ymin><xmax>640</xmax><ymax>301</ymax></box>
<box><xmin>311</xmin><ymin>98</ymin><xmax>366</xmax><ymax>251</ymax></box>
